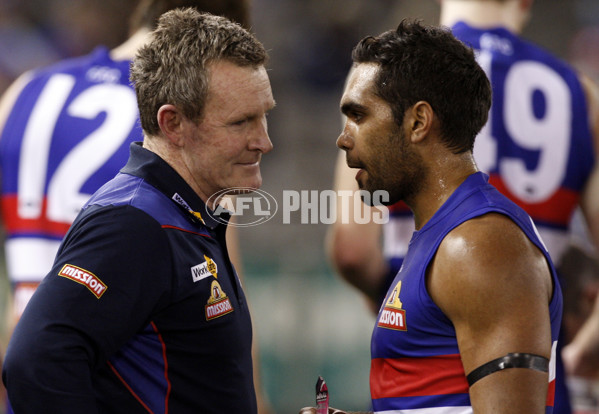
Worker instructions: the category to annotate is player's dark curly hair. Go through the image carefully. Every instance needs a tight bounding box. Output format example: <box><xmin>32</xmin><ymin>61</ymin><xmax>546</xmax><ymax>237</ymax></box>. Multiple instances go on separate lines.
<box><xmin>352</xmin><ymin>19</ymin><xmax>492</xmax><ymax>153</ymax></box>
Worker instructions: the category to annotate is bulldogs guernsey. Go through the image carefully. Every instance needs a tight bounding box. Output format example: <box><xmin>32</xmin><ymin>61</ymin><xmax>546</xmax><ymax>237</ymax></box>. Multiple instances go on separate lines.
<box><xmin>383</xmin><ymin>22</ymin><xmax>595</xmax><ymax>290</ymax></box>
<box><xmin>370</xmin><ymin>172</ymin><xmax>563</xmax><ymax>414</ymax></box>
<box><xmin>454</xmin><ymin>22</ymin><xmax>595</xmax><ymax>264</ymax></box>
<box><xmin>0</xmin><ymin>47</ymin><xmax>140</xmax><ymax>315</ymax></box>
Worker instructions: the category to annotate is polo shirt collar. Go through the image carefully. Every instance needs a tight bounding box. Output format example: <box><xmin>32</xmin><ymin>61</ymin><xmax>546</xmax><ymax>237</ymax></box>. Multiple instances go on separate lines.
<box><xmin>121</xmin><ymin>142</ymin><xmax>227</xmax><ymax>229</ymax></box>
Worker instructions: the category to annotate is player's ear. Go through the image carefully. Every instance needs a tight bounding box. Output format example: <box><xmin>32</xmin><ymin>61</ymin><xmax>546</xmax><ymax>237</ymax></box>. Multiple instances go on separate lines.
<box><xmin>157</xmin><ymin>104</ymin><xmax>185</xmax><ymax>146</ymax></box>
<box><xmin>407</xmin><ymin>101</ymin><xmax>433</xmax><ymax>144</ymax></box>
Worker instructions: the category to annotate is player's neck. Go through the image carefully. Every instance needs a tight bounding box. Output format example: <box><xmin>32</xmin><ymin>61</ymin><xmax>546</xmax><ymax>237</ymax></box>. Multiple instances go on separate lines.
<box><xmin>440</xmin><ymin>0</ymin><xmax>528</xmax><ymax>34</ymax></box>
<box><xmin>409</xmin><ymin>152</ymin><xmax>478</xmax><ymax>231</ymax></box>
<box><xmin>110</xmin><ymin>28</ymin><xmax>152</xmax><ymax>61</ymax></box>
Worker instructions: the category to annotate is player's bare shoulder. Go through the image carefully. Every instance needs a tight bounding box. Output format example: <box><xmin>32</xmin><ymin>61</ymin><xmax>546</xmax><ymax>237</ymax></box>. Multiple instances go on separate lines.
<box><xmin>427</xmin><ymin>212</ymin><xmax>553</xmax><ymax>319</ymax></box>
<box><xmin>579</xmin><ymin>73</ymin><xmax>599</xmax><ymax>149</ymax></box>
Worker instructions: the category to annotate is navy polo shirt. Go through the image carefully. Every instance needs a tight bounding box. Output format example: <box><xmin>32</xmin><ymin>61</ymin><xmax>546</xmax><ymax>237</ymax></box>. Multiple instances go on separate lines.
<box><xmin>3</xmin><ymin>142</ymin><xmax>256</xmax><ymax>413</ymax></box>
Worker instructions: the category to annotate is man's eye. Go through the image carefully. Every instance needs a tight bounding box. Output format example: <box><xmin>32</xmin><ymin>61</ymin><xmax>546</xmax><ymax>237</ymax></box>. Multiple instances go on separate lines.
<box><xmin>351</xmin><ymin>112</ymin><xmax>363</xmax><ymax>122</ymax></box>
<box><xmin>231</xmin><ymin>118</ymin><xmax>248</xmax><ymax>126</ymax></box>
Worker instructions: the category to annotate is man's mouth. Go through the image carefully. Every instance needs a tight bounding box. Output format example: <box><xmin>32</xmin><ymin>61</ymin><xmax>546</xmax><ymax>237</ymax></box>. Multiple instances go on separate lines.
<box><xmin>236</xmin><ymin>159</ymin><xmax>260</xmax><ymax>167</ymax></box>
<box><xmin>345</xmin><ymin>156</ymin><xmax>363</xmax><ymax>170</ymax></box>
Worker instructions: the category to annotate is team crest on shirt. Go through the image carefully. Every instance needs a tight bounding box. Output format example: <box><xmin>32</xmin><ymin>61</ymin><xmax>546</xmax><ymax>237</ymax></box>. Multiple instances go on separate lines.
<box><xmin>205</xmin><ymin>280</ymin><xmax>234</xmax><ymax>321</ymax></box>
<box><xmin>191</xmin><ymin>255</ymin><xmax>218</xmax><ymax>282</ymax></box>
<box><xmin>378</xmin><ymin>281</ymin><xmax>407</xmax><ymax>331</ymax></box>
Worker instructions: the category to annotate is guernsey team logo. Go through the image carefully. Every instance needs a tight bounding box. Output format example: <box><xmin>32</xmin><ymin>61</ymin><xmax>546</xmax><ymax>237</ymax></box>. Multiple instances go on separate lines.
<box><xmin>205</xmin><ymin>280</ymin><xmax>234</xmax><ymax>321</ymax></box>
<box><xmin>378</xmin><ymin>281</ymin><xmax>407</xmax><ymax>331</ymax></box>
<box><xmin>58</xmin><ymin>264</ymin><xmax>107</xmax><ymax>299</ymax></box>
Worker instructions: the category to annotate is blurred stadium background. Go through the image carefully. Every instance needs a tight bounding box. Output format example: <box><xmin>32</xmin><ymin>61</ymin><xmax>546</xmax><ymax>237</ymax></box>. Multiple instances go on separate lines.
<box><xmin>1</xmin><ymin>0</ymin><xmax>598</xmax><ymax>412</ymax></box>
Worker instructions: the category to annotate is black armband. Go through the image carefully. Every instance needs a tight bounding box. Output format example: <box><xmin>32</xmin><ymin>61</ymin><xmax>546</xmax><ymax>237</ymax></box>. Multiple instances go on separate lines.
<box><xmin>466</xmin><ymin>353</ymin><xmax>549</xmax><ymax>387</ymax></box>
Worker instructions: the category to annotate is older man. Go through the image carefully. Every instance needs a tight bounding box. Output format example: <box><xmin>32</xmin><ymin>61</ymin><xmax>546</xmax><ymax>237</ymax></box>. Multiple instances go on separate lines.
<box><xmin>2</xmin><ymin>9</ymin><xmax>274</xmax><ymax>413</ymax></box>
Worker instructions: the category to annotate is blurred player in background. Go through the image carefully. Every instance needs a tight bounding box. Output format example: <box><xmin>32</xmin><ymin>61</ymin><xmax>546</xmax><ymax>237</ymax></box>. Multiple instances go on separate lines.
<box><xmin>327</xmin><ymin>0</ymin><xmax>599</xmax><ymax>412</ymax></box>
<box><xmin>0</xmin><ymin>0</ymin><xmax>272</xmax><ymax>412</ymax></box>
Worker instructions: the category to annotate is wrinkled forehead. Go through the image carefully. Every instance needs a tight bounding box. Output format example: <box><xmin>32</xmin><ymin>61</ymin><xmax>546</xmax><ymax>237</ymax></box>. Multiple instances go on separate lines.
<box><xmin>207</xmin><ymin>61</ymin><xmax>274</xmax><ymax>105</ymax></box>
<box><xmin>208</xmin><ymin>60</ymin><xmax>271</xmax><ymax>92</ymax></box>
<box><xmin>201</xmin><ymin>61</ymin><xmax>275</xmax><ymax>122</ymax></box>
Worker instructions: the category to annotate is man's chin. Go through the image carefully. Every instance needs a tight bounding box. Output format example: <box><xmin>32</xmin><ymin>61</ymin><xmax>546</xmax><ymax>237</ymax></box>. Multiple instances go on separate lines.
<box><xmin>228</xmin><ymin>177</ymin><xmax>262</xmax><ymax>194</ymax></box>
<box><xmin>235</xmin><ymin>171</ymin><xmax>262</xmax><ymax>185</ymax></box>
<box><xmin>229</xmin><ymin>187</ymin><xmax>257</xmax><ymax>195</ymax></box>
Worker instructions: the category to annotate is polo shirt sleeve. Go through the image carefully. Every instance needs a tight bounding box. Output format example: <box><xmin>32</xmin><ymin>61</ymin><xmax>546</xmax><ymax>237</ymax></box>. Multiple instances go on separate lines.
<box><xmin>3</xmin><ymin>204</ymin><xmax>172</xmax><ymax>414</ymax></box>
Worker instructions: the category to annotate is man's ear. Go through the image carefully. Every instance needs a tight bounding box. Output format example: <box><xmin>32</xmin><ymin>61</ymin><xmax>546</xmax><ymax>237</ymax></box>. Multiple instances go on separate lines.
<box><xmin>407</xmin><ymin>101</ymin><xmax>433</xmax><ymax>144</ymax></box>
<box><xmin>157</xmin><ymin>104</ymin><xmax>185</xmax><ymax>146</ymax></box>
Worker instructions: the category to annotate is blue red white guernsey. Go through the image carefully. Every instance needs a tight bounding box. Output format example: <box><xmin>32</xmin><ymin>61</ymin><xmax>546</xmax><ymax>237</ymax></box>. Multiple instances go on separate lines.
<box><xmin>0</xmin><ymin>47</ymin><xmax>141</xmax><ymax>315</ymax></box>
<box><xmin>370</xmin><ymin>172</ymin><xmax>563</xmax><ymax>414</ymax></box>
<box><xmin>454</xmin><ymin>22</ymin><xmax>595</xmax><ymax>264</ymax></box>
<box><xmin>382</xmin><ymin>22</ymin><xmax>595</xmax><ymax>289</ymax></box>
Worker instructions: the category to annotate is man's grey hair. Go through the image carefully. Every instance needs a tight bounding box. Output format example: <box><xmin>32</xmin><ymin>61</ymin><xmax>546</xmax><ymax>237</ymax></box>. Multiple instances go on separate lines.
<box><xmin>130</xmin><ymin>8</ymin><xmax>268</xmax><ymax>136</ymax></box>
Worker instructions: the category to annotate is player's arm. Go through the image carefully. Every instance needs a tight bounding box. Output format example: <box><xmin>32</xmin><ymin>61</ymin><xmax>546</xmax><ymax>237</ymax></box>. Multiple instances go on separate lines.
<box><xmin>0</xmin><ymin>71</ymin><xmax>33</xmax><ymax>137</ymax></box>
<box><xmin>563</xmin><ymin>73</ymin><xmax>599</xmax><ymax>376</ymax></box>
<box><xmin>325</xmin><ymin>150</ymin><xmax>387</xmax><ymax>306</ymax></box>
<box><xmin>428</xmin><ymin>213</ymin><xmax>554</xmax><ymax>413</ymax></box>
<box><xmin>0</xmin><ymin>72</ymin><xmax>35</xmax><ymax>408</ymax></box>
<box><xmin>578</xmin><ymin>73</ymin><xmax>599</xmax><ymax>248</ymax></box>
<box><xmin>0</xmin><ymin>71</ymin><xmax>36</xmax><ymax>334</ymax></box>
